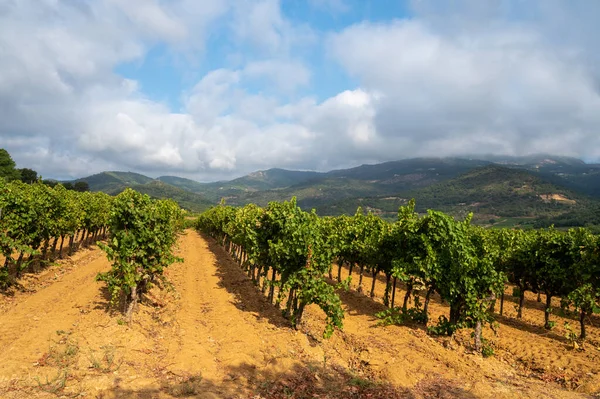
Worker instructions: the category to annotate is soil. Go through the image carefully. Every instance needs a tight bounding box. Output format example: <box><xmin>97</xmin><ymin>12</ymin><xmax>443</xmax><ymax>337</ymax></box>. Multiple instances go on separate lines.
<box><xmin>0</xmin><ymin>230</ymin><xmax>597</xmax><ymax>398</ymax></box>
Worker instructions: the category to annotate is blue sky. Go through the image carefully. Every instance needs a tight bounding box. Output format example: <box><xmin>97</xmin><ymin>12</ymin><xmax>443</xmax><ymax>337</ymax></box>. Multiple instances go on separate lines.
<box><xmin>1</xmin><ymin>0</ymin><xmax>599</xmax><ymax>181</ymax></box>
<box><xmin>115</xmin><ymin>1</ymin><xmax>414</xmax><ymax>110</ymax></box>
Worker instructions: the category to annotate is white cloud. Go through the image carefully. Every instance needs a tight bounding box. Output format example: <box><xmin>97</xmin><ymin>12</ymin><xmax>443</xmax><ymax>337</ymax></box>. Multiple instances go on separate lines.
<box><xmin>108</xmin><ymin>0</ymin><xmax>187</xmax><ymax>42</ymax></box>
<box><xmin>1</xmin><ymin>0</ymin><xmax>600</xmax><ymax>183</ymax></box>
<box><xmin>231</xmin><ymin>0</ymin><xmax>316</xmax><ymax>56</ymax></box>
<box><xmin>327</xmin><ymin>16</ymin><xmax>600</xmax><ymax>160</ymax></box>
<box><xmin>0</xmin><ymin>0</ymin><xmax>234</xmax><ymax>178</ymax></box>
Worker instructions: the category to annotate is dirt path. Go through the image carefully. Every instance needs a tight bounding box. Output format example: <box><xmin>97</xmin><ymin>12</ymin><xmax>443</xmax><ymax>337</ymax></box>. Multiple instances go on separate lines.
<box><xmin>158</xmin><ymin>231</ymin><xmax>325</xmax><ymax>397</ymax></box>
<box><xmin>0</xmin><ymin>231</ymin><xmax>594</xmax><ymax>398</ymax></box>
<box><xmin>0</xmin><ymin>248</ymin><xmax>108</xmax><ymax>378</ymax></box>
<box><xmin>0</xmin><ymin>232</ymin><xmax>326</xmax><ymax>398</ymax></box>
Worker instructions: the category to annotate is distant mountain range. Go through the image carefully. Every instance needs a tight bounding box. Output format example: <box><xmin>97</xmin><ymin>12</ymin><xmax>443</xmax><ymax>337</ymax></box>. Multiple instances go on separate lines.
<box><xmin>72</xmin><ymin>154</ymin><xmax>600</xmax><ymax>228</ymax></box>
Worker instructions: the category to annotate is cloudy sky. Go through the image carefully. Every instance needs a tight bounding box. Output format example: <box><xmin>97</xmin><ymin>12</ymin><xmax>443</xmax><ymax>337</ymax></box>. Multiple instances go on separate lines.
<box><xmin>1</xmin><ymin>0</ymin><xmax>599</xmax><ymax>181</ymax></box>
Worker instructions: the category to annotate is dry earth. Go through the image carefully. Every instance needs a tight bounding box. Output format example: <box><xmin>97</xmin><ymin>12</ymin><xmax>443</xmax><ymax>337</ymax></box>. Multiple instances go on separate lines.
<box><xmin>0</xmin><ymin>230</ymin><xmax>597</xmax><ymax>398</ymax></box>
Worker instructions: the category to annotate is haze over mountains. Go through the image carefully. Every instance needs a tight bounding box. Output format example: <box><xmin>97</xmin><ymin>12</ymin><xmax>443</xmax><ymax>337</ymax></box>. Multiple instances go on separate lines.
<box><xmin>72</xmin><ymin>154</ymin><xmax>600</xmax><ymax>229</ymax></box>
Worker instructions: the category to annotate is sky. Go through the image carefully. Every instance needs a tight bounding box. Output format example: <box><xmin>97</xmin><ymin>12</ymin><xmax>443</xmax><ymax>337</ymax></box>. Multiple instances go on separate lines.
<box><xmin>1</xmin><ymin>0</ymin><xmax>600</xmax><ymax>182</ymax></box>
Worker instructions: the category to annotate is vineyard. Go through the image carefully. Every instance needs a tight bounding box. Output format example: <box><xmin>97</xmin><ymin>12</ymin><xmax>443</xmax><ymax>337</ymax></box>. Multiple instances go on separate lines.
<box><xmin>0</xmin><ymin>180</ymin><xmax>112</xmax><ymax>288</ymax></box>
<box><xmin>197</xmin><ymin>198</ymin><xmax>600</xmax><ymax>351</ymax></box>
<box><xmin>1</xmin><ymin>180</ymin><xmax>600</xmax><ymax>397</ymax></box>
<box><xmin>0</xmin><ymin>181</ymin><xmax>183</xmax><ymax>313</ymax></box>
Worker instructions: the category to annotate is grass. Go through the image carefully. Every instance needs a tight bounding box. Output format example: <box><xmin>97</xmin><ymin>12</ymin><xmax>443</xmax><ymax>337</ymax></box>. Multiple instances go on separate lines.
<box><xmin>36</xmin><ymin>332</ymin><xmax>79</xmax><ymax>368</ymax></box>
<box><xmin>34</xmin><ymin>331</ymin><xmax>80</xmax><ymax>395</ymax></box>
<box><xmin>34</xmin><ymin>370</ymin><xmax>68</xmax><ymax>394</ymax></box>
<box><xmin>88</xmin><ymin>345</ymin><xmax>122</xmax><ymax>373</ymax></box>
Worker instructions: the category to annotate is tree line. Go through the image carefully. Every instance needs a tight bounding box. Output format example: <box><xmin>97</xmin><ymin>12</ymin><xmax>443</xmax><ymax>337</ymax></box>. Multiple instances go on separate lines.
<box><xmin>0</xmin><ymin>148</ymin><xmax>89</xmax><ymax>191</ymax></box>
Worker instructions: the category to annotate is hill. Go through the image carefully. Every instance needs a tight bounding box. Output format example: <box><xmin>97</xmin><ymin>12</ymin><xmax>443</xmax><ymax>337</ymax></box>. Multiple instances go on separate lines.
<box><xmin>323</xmin><ymin>165</ymin><xmax>600</xmax><ymax>228</ymax></box>
<box><xmin>74</xmin><ymin>171</ymin><xmax>153</xmax><ymax>193</ymax></box>
<box><xmin>72</xmin><ymin>155</ymin><xmax>600</xmax><ymax>227</ymax></box>
<box><xmin>217</xmin><ymin>158</ymin><xmax>494</xmax><ymax>207</ymax></box>
<box><xmin>157</xmin><ymin>175</ymin><xmax>207</xmax><ymax>194</ymax></box>
<box><xmin>160</xmin><ymin>158</ymin><xmax>494</xmax><ymax>205</ymax></box>
<box><xmin>224</xmin><ymin>168</ymin><xmax>323</xmax><ymax>191</ymax></box>
<box><xmin>327</xmin><ymin>157</ymin><xmax>490</xmax><ymax>182</ymax></box>
<box><xmin>484</xmin><ymin>154</ymin><xmax>600</xmax><ymax>197</ymax></box>
<box><xmin>73</xmin><ymin>172</ymin><xmax>212</xmax><ymax>213</ymax></box>
<box><xmin>126</xmin><ymin>181</ymin><xmax>213</xmax><ymax>213</ymax></box>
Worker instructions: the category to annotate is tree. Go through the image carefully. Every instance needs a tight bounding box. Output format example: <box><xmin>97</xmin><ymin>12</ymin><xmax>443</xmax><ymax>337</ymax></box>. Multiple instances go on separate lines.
<box><xmin>532</xmin><ymin>228</ymin><xmax>571</xmax><ymax>329</ymax></box>
<box><xmin>19</xmin><ymin>168</ymin><xmax>38</xmax><ymax>184</ymax></box>
<box><xmin>419</xmin><ymin>211</ymin><xmax>504</xmax><ymax>347</ymax></box>
<box><xmin>505</xmin><ymin>229</ymin><xmax>536</xmax><ymax>318</ymax></box>
<box><xmin>42</xmin><ymin>179</ymin><xmax>58</xmax><ymax>188</ymax></box>
<box><xmin>97</xmin><ymin>189</ymin><xmax>183</xmax><ymax>321</ymax></box>
<box><xmin>73</xmin><ymin>181</ymin><xmax>90</xmax><ymax>192</ymax></box>
<box><xmin>197</xmin><ymin>198</ymin><xmax>345</xmax><ymax>338</ymax></box>
<box><xmin>393</xmin><ymin>199</ymin><xmax>440</xmax><ymax>322</ymax></box>
<box><xmin>563</xmin><ymin>228</ymin><xmax>600</xmax><ymax>339</ymax></box>
<box><xmin>0</xmin><ymin>149</ymin><xmax>20</xmax><ymax>181</ymax></box>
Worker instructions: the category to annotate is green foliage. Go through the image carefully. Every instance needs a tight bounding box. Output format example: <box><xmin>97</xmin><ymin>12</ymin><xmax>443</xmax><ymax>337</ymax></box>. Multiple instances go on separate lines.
<box><xmin>481</xmin><ymin>338</ymin><xmax>495</xmax><ymax>358</ymax></box>
<box><xmin>197</xmin><ymin>198</ymin><xmax>344</xmax><ymax>338</ymax></box>
<box><xmin>19</xmin><ymin>168</ymin><xmax>38</xmax><ymax>184</ymax></box>
<box><xmin>0</xmin><ymin>149</ymin><xmax>20</xmax><ymax>181</ymax></box>
<box><xmin>375</xmin><ymin>307</ymin><xmax>405</xmax><ymax>326</ymax></box>
<box><xmin>73</xmin><ymin>181</ymin><xmax>89</xmax><ymax>192</ymax></box>
<box><xmin>97</xmin><ymin>189</ymin><xmax>183</xmax><ymax>317</ymax></box>
<box><xmin>197</xmin><ymin>195</ymin><xmax>600</xmax><ymax>346</ymax></box>
<box><xmin>427</xmin><ymin>315</ymin><xmax>459</xmax><ymax>336</ymax></box>
<box><xmin>564</xmin><ymin>322</ymin><xmax>578</xmax><ymax>348</ymax></box>
<box><xmin>391</xmin><ymin>208</ymin><xmax>505</xmax><ymax>339</ymax></box>
<box><xmin>375</xmin><ymin>304</ymin><xmax>428</xmax><ymax>326</ymax></box>
<box><xmin>0</xmin><ymin>180</ymin><xmax>114</xmax><ymax>288</ymax></box>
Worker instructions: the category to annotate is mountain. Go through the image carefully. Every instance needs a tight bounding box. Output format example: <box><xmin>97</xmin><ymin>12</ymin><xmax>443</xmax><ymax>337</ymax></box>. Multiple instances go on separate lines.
<box><xmin>157</xmin><ymin>176</ymin><xmax>207</xmax><ymax>194</ymax></box>
<box><xmin>327</xmin><ymin>157</ymin><xmax>491</xmax><ymax>182</ymax></box>
<box><xmin>74</xmin><ymin>171</ymin><xmax>154</xmax><ymax>193</ymax></box>
<box><xmin>214</xmin><ymin>158</ymin><xmax>495</xmax><ymax>207</ymax></box>
<box><xmin>161</xmin><ymin>158</ymin><xmax>493</xmax><ymax>205</ymax></box>
<box><xmin>474</xmin><ymin>154</ymin><xmax>600</xmax><ymax>197</ymax></box>
<box><xmin>475</xmin><ymin>154</ymin><xmax>587</xmax><ymax>167</ymax></box>
<box><xmin>323</xmin><ymin>165</ymin><xmax>599</xmax><ymax>228</ymax></box>
<box><xmin>158</xmin><ymin>169</ymin><xmax>324</xmax><ymax>203</ymax></box>
<box><xmin>224</xmin><ymin>168</ymin><xmax>323</xmax><ymax>191</ymax></box>
<box><xmin>72</xmin><ymin>172</ymin><xmax>212</xmax><ymax>212</ymax></box>
<box><xmin>127</xmin><ymin>181</ymin><xmax>213</xmax><ymax>213</ymax></box>
<box><xmin>72</xmin><ymin>155</ymin><xmax>600</xmax><ymax>228</ymax></box>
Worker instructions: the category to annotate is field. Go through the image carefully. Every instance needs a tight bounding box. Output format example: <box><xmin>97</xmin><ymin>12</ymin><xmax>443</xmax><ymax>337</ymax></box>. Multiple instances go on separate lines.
<box><xmin>0</xmin><ymin>231</ymin><xmax>598</xmax><ymax>398</ymax></box>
